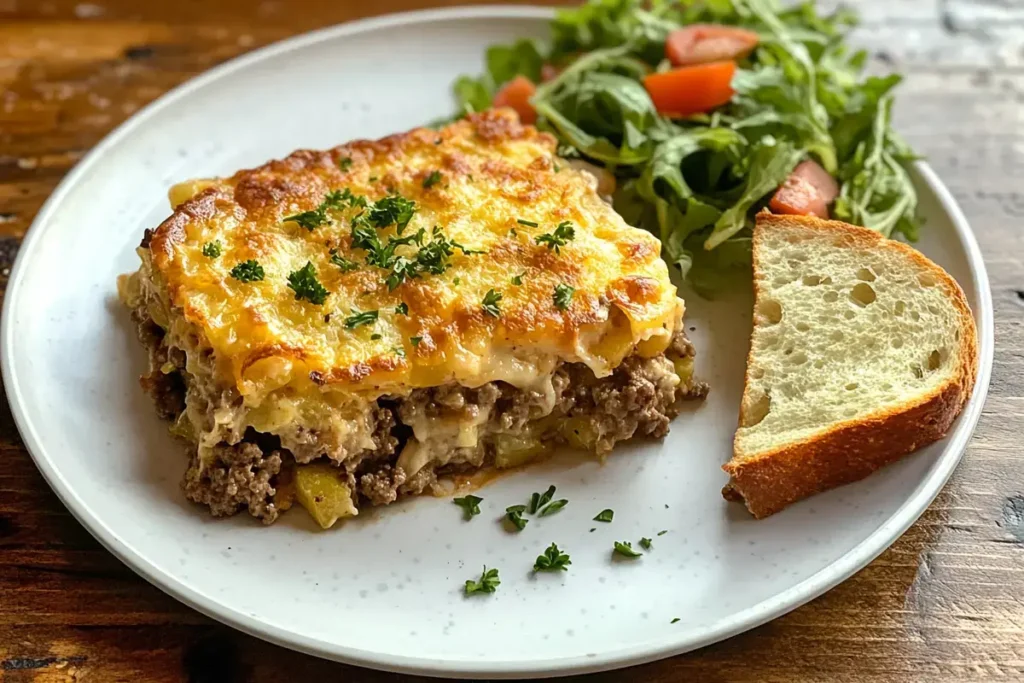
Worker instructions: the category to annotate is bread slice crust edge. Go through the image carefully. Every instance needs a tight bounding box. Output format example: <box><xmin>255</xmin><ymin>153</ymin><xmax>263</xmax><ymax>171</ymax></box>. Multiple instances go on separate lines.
<box><xmin>723</xmin><ymin>213</ymin><xmax>979</xmax><ymax>519</ymax></box>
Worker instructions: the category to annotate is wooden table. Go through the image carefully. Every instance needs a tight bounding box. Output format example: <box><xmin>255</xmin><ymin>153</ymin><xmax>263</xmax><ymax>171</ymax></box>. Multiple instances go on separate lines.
<box><xmin>1</xmin><ymin>1</ymin><xmax>1022</xmax><ymax>680</ymax></box>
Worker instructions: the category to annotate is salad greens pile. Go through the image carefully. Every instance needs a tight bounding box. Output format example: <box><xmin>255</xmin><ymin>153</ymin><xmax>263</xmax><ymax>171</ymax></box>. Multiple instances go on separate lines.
<box><xmin>450</xmin><ymin>0</ymin><xmax>920</xmax><ymax>295</ymax></box>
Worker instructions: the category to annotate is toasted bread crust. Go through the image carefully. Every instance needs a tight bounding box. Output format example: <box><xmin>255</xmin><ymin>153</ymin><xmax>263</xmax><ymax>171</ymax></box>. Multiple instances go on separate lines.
<box><xmin>724</xmin><ymin>213</ymin><xmax>978</xmax><ymax>518</ymax></box>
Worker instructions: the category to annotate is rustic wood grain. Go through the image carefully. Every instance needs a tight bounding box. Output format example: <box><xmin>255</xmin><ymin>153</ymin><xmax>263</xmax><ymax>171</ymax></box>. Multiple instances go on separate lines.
<box><xmin>1</xmin><ymin>1</ymin><xmax>1023</xmax><ymax>681</ymax></box>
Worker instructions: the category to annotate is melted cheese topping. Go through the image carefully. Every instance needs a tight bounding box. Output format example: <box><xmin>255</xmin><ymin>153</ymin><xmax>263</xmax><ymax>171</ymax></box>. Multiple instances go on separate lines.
<box><xmin>144</xmin><ymin>110</ymin><xmax>682</xmax><ymax>406</ymax></box>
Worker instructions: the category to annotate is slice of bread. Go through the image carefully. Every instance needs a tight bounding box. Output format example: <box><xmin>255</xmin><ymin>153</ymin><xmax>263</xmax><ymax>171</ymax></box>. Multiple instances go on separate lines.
<box><xmin>724</xmin><ymin>212</ymin><xmax>978</xmax><ymax>518</ymax></box>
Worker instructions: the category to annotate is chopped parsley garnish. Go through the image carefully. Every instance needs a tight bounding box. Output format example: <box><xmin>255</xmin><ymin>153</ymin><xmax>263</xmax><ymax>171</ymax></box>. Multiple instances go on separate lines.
<box><xmin>509</xmin><ymin>227</ymin><xmax>518</xmax><ymax>237</ymax></box>
<box><xmin>344</xmin><ymin>309</ymin><xmax>378</xmax><ymax>329</ymax></box>
<box><xmin>452</xmin><ymin>277</ymin><xmax>460</xmax><ymax>286</ymax></box>
<box><xmin>511</xmin><ymin>272</ymin><xmax>525</xmax><ymax>286</ymax></box>
<box><xmin>410</xmin><ymin>336</ymin><xmax>422</xmax><ymax>347</ymax></box>
<box><xmin>481</xmin><ymin>289</ymin><xmax>502</xmax><ymax>317</ymax></box>
<box><xmin>370</xmin><ymin>333</ymin><xmax>382</xmax><ymax>340</ymax></box>
<box><xmin>657</xmin><ymin>530</ymin><xmax>668</xmax><ymax>536</ymax></box>
<box><xmin>353</xmin><ymin>225</ymin><xmax>481</xmax><ymax>291</ymax></box>
<box><xmin>366</xmin><ymin>193</ymin><xmax>417</xmax><ymax>233</ymax></box>
<box><xmin>535</xmin><ymin>221</ymin><xmax>575</xmax><ymax>253</ymax></box>
<box><xmin>516</xmin><ymin>218</ymin><xmax>538</xmax><ymax>227</ymax></box>
<box><xmin>533</xmin><ymin>543</ymin><xmax>571</xmax><ymax>572</ymax></box>
<box><xmin>284</xmin><ymin>207</ymin><xmax>328</xmax><ymax>231</ymax></box>
<box><xmin>286</xmin><ymin>262</ymin><xmax>328</xmax><ymax>304</ymax></box>
<box><xmin>640</xmin><ymin>537</ymin><xmax>653</xmax><ymax>550</ymax></box>
<box><xmin>284</xmin><ymin>188</ymin><xmax>365</xmax><ymax>231</ymax></box>
<box><xmin>229</xmin><ymin>260</ymin><xmax>264</xmax><ymax>282</ymax></box>
<box><xmin>453</xmin><ymin>494</ymin><xmax>483</xmax><ymax>520</ymax></box>
<box><xmin>594</xmin><ymin>509</ymin><xmax>614</xmax><ymax>523</ymax></box>
<box><xmin>671</xmin><ymin>618</ymin><xmax>680</xmax><ymax>624</ymax></box>
<box><xmin>330</xmin><ymin>250</ymin><xmax>359</xmax><ymax>272</ymax></box>
<box><xmin>338</xmin><ymin>156</ymin><xmax>353</xmax><ymax>171</ymax></box>
<box><xmin>369</xmin><ymin>175</ymin><xmax>378</xmax><ymax>182</ymax></box>
<box><xmin>393</xmin><ymin>346</ymin><xmax>406</xmax><ymax>358</ymax></box>
<box><xmin>553</xmin><ymin>283</ymin><xmax>575</xmax><ymax>310</ymax></box>
<box><xmin>464</xmin><ymin>566</ymin><xmax>500</xmax><ymax>595</ymax></box>
<box><xmin>528</xmin><ymin>485</ymin><xmax>556</xmax><ymax>514</ymax></box>
<box><xmin>505</xmin><ymin>505</ymin><xmax>528</xmax><ymax>531</ymax></box>
<box><xmin>539</xmin><ymin>499</ymin><xmax>568</xmax><ymax>517</ymax></box>
<box><xmin>422</xmin><ymin>170</ymin><xmax>443</xmax><ymax>189</ymax></box>
<box><xmin>395</xmin><ymin>302</ymin><xmax>409</xmax><ymax>315</ymax></box>
<box><xmin>613</xmin><ymin>541</ymin><xmax>642</xmax><ymax>558</ymax></box>
<box><xmin>201</xmin><ymin>241</ymin><xmax>222</xmax><ymax>258</ymax></box>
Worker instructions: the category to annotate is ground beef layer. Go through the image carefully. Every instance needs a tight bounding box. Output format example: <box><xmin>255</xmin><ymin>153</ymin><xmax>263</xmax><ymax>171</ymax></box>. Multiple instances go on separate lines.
<box><xmin>132</xmin><ymin>311</ymin><xmax>707</xmax><ymax>524</ymax></box>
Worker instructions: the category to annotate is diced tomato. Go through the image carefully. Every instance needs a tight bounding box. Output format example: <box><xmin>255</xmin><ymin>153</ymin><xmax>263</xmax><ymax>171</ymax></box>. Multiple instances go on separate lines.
<box><xmin>493</xmin><ymin>75</ymin><xmax>537</xmax><ymax>125</ymax></box>
<box><xmin>666</xmin><ymin>24</ymin><xmax>760</xmax><ymax>67</ymax></box>
<box><xmin>769</xmin><ymin>161</ymin><xmax>838</xmax><ymax>219</ymax></box>
<box><xmin>540</xmin><ymin>63</ymin><xmax>563</xmax><ymax>82</ymax></box>
<box><xmin>770</xmin><ymin>176</ymin><xmax>829</xmax><ymax>218</ymax></box>
<box><xmin>643</xmin><ymin>61</ymin><xmax>737</xmax><ymax>117</ymax></box>
<box><xmin>791</xmin><ymin>159</ymin><xmax>839</xmax><ymax>204</ymax></box>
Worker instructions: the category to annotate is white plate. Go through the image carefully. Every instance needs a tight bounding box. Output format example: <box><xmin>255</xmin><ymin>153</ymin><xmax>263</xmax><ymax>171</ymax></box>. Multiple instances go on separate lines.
<box><xmin>0</xmin><ymin>6</ymin><xmax>994</xmax><ymax>679</ymax></box>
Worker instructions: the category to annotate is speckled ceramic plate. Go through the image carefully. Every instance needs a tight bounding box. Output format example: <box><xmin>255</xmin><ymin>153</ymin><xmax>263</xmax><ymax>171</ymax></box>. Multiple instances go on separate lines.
<box><xmin>0</xmin><ymin>6</ymin><xmax>994</xmax><ymax>679</ymax></box>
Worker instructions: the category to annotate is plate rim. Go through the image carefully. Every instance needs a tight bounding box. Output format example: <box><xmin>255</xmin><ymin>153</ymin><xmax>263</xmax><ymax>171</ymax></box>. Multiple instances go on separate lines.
<box><xmin>0</xmin><ymin>5</ymin><xmax>995</xmax><ymax>678</ymax></box>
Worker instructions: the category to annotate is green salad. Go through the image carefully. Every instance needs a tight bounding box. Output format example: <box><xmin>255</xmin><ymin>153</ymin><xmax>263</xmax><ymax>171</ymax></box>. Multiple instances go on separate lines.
<box><xmin>447</xmin><ymin>0</ymin><xmax>920</xmax><ymax>295</ymax></box>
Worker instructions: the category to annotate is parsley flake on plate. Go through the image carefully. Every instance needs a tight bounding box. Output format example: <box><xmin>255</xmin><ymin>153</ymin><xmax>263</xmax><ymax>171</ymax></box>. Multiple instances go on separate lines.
<box><xmin>594</xmin><ymin>509</ymin><xmax>614</xmax><ymax>523</ymax></box>
<box><xmin>287</xmin><ymin>262</ymin><xmax>328</xmax><ymax>304</ymax></box>
<box><xmin>671</xmin><ymin>618</ymin><xmax>680</xmax><ymax>624</ymax></box>
<box><xmin>538</xmin><ymin>499</ymin><xmax>568</xmax><ymax>517</ymax></box>
<box><xmin>528</xmin><ymin>485</ymin><xmax>556</xmax><ymax>514</ymax></box>
<box><xmin>640</xmin><ymin>537</ymin><xmax>653</xmax><ymax>550</ymax></box>
<box><xmin>229</xmin><ymin>259</ymin><xmax>264</xmax><ymax>283</ymax></box>
<box><xmin>453</xmin><ymin>494</ymin><xmax>483</xmax><ymax>520</ymax></box>
<box><xmin>505</xmin><ymin>505</ymin><xmax>528</xmax><ymax>531</ymax></box>
<box><xmin>201</xmin><ymin>241</ymin><xmax>221</xmax><ymax>258</ymax></box>
<box><xmin>657</xmin><ymin>530</ymin><xmax>668</xmax><ymax>536</ymax></box>
<box><xmin>553</xmin><ymin>283</ymin><xmax>575</xmax><ymax>310</ymax></box>
<box><xmin>464</xmin><ymin>566</ymin><xmax>500</xmax><ymax>596</ymax></box>
<box><xmin>344</xmin><ymin>309</ymin><xmax>378</xmax><ymax>329</ymax></box>
<box><xmin>613</xmin><ymin>541</ymin><xmax>642</xmax><ymax>558</ymax></box>
<box><xmin>534</xmin><ymin>543</ymin><xmax>571</xmax><ymax>572</ymax></box>
<box><xmin>535</xmin><ymin>220</ymin><xmax>575</xmax><ymax>253</ymax></box>
<box><xmin>481</xmin><ymin>289</ymin><xmax>502</xmax><ymax>317</ymax></box>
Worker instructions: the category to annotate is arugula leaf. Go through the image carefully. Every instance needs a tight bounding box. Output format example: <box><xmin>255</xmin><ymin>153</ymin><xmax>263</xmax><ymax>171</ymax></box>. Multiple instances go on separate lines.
<box><xmin>704</xmin><ymin>138</ymin><xmax>802</xmax><ymax>249</ymax></box>
<box><xmin>453</xmin><ymin>75</ymin><xmax>493</xmax><ymax>115</ymax></box>
<box><xmin>464</xmin><ymin>566</ymin><xmax>500</xmax><ymax>595</ymax></box>
<box><xmin>487</xmin><ymin>38</ymin><xmax>544</xmax><ymax>86</ymax></box>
